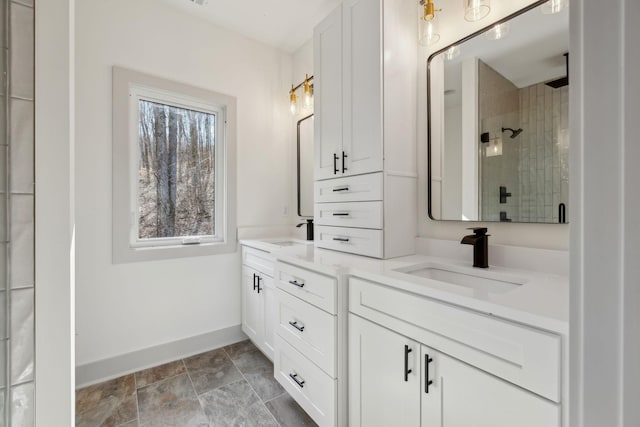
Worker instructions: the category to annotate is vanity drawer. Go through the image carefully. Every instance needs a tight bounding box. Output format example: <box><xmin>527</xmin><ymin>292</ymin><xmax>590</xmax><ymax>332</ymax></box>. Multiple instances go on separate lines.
<box><xmin>314</xmin><ymin>172</ymin><xmax>383</xmax><ymax>203</ymax></box>
<box><xmin>242</xmin><ymin>247</ymin><xmax>274</xmax><ymax>276</ymax></box>
<box><xmin>277</xmin><ymin>288</ymin><xmax>337</xmax><ymax>377</ymax></box>
<box><xmin>276</xmin><ymin>261</ymin><xmax>337</xmax><ymax>314</ymax></box>
<box><xmin>349</xmin><ymin>277</ymin><xmax>562</xmax><ymax>402</ymax></box>
<box><xmin>314</xmin><ymin>201</ymin><xmax>383</xmax><ymax>229</ymax></box>
<box><xmin>315</xmin><ymin>226</ymin><xmax>383</xmax><ymax>258</ymax></box>
<box><xmin>275</xmin><ymin>335</ymin><xmax>336</xmax><ymax>427</ymax></box>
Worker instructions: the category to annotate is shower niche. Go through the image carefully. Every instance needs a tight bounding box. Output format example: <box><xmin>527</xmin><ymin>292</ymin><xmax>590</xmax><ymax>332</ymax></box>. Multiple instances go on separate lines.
<box><xmin>427</xmin><ymin>0</ymin><xmax>569</xmax><ymax>224</ymax></box>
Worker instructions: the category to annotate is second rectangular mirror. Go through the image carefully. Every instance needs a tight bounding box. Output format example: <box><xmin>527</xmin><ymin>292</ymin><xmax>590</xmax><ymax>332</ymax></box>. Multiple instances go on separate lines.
<box><xmin>428</xmin><ymin>0</ymin><xmax>569</xmax><ymax>224</ymax></box>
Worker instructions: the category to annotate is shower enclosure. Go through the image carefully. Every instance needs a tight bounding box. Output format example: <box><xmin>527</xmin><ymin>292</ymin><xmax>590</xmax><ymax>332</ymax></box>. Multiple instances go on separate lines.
<box><xmin>2</xmin><ymin>0</ymin><xmax>35</xmax><ymax>425</ymax></box>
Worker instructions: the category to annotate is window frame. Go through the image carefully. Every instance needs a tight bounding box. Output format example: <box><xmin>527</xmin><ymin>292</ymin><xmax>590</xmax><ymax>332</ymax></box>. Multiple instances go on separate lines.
<box><xmin>112</xmin><ymin>67</ymin><xmax>237</xmax><ymax>263</ymax></box>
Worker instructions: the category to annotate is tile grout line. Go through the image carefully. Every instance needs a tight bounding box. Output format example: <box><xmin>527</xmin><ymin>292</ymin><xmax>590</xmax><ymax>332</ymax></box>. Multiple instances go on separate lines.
<box><xmin>223</xmin><ymin>345</ymin><xmax>282</xmax><ymax>427</ymax></box>
<box><xmin>181</xmin><ymin>358</ymin><xmax>209</xmax><ymax>423</ymax></box>
<box><xmin>133</xmin><ymin>373</ymin><xmax>141</xmax><ymax>427</ymax></box>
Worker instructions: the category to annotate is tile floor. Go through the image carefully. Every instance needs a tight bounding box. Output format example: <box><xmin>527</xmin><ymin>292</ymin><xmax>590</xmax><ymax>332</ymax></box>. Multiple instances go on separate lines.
<box><xmin>75</xmin><ymin>340</ymin><xmax>318</xmax><ymax>427</ymax></box>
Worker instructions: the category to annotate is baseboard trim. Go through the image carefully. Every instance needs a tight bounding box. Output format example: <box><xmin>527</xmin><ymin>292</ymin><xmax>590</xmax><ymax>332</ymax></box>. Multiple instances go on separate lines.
<box><xmin>76</xmin><ymin>324</ymin><xmax>247</xmax><ymax>389</ymax></box>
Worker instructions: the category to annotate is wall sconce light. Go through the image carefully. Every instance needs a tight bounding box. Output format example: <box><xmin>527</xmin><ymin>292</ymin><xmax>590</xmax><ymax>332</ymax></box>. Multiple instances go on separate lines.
<box><xmin>418</xmin><ymin>0</ymin><xmax>441</xmax><ymax>46</ymax></box>
<box><xmin>485</xmin><ymin>22</ymin><xmax>510</xmax><ymax>40</ymax></box>
<box><xmin>463</xmin><ymin>0</ymin><xmax>491</xmax><ymax>22</ymax></box>
<box><xmin>289</xmin><ymin>74</ymin><xmax>314</xmax><ymax>115</ymax></box>
<box><xmin>542</xmin><ymin>0</ymin><xmax>567</xmax><ymax>14</ymax></box>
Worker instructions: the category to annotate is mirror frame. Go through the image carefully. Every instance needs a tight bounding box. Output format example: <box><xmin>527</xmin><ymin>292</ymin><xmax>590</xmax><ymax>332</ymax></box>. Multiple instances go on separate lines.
<box><xmin>297</xmin><ymin>113</ymin><xmax>314</xmax><ymax>217</ymax></box>
<box><xmin>426</xmin><ymin>0</ymin><xmax>560</xmax><ymax>222</ymax></box>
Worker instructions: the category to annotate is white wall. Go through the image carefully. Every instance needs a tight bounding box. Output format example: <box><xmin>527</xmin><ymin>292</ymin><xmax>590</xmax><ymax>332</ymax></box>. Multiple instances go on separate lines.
<box><xmin>75</xmin><ymin>0</ymin><xmax>294</xmax><ymax>367</ymax></box>
<box><xmin>417</xmin><ymin>0</ymin><xmax>569</xmax><ymax>250</ymax></box>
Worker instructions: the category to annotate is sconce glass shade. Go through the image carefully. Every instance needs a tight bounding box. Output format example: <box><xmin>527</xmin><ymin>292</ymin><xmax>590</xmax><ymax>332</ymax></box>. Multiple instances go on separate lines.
<box><xmin>419</xmin><ymin>15</ymin><xmax>440</xmax><ymax>46</ymax></box>
<box><xmin>289</xmin><ymin>86</ymin><xmax>297</xmax><ymax>115</ymax></box>
<box><xmin>444</xmin><ymin>45</ymin><xmax>460</xmax><ymax>60</ymax></box>
<box><xmin>541</xmin><ymin>0</ymin><xmax>567</xmax><ymax>14</ymax></box>
<box><xmin>303</xmin><ymin>76</ymin><xmax>313</xmax><ymax>109</ymax></box>
<box><xmin>486</xmin><ymin>137</ymin><xmax>503</xmax><ymax>157</ymax></box>
<box><xmin>485</xmin><ymin>22</ymin><xmax>510</xmax><ymax>40</ymax></box>
<box><xmin>464</xmin><ymin>0</ymin><xmax>490</xmax><ymax>22</ymax></box>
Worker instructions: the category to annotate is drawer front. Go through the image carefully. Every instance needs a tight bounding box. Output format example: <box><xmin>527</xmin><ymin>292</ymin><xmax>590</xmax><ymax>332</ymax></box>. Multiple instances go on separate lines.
<box><xmin>242</xmin><ymin>246</ymin><xmax>274</xmax><ymax>276</ymax></box>
<box><xmin>314</xmin><ymin>172</ymin><xmax>382</xmax><ymax>203</ymax></box>
<box><xmin>349</xmin><ymin>277</ymin><xmax>562</xmax><ymax>402</ymax></box>
<box><xmin>315</xmin><ymin>226</ymin><xmax>383</xmax><ymax>258</ymax></box>
<box><xmin>315</xmin><ymin>201</ymin><xmax>383</xmax><ymax>229</ymax></box>
<box><xmin>277</xmin><ymin>289</ymin><xmax>337</xmax><ymax>377</ymax></box>
<box><xmin>276</xmin><ymin>261</ymin><xmax>337</xmax><ymax>314</ymax></box>
<box><xmin>275</xmin><ymin>335</ymin><xmax>336</xmax><ymax>427</ymax></box>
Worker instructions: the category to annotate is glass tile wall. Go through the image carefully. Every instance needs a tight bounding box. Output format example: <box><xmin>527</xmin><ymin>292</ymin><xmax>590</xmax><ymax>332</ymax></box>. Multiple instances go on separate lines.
<box><xmin>2</xmin><ymin>0</ymin><xmax>35</xmax><ymax>425</ymax></box>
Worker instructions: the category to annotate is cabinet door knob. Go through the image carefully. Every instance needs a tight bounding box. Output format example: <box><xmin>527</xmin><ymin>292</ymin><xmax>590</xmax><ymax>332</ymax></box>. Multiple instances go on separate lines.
<box><xmin>288</xmin><ymin>320</ymin><xmax>305</xmax><ymax>332</ymax></box>
<box><xmin>404</xmin><ymin>345</ymin><xmax>413</xmax><ymax>382</ymax></box>
<box><xmin>288</xmin><ymin>279</ymin><xmax>305</xmax><ymax>288</ymax></box>
<box><xmin>289</xmin><ymin>372</ymin><xmax>305</xmax><ymax>388</ymax></box>
<box><xmin>425</xmin><ymin>354</ymin><xmax>434</xmax><ymax>393</ymax></box>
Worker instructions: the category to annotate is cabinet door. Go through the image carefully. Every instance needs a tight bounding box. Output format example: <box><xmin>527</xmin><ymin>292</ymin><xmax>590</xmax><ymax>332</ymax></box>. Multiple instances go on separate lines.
<box><xmin>349</xmin><ymin>314</ymin><xmax>420</xmax><ymax>427</ymax></box>
<box><xmin>262</xmin><ymin>275</ymin><xmax>276</xmax><ymax>360</ymax></box>
<box><xmin>314</xmin><ymin>5</ymin><xmax>343</xmax><ymax>181</ymax></box>
<box><xmin>342</xmin><ymin>0</ymin><xmax>383</xmax><ymax>177</ymax></box>
<box><xmin>241</xmin><ymin>266</ymin><xmax>264</xmax><ymax>346</ymax></box>
<box><xmin>421</xmin><ymin>347</ymin><xmax>561</xmax><ymax>427</ymax></box>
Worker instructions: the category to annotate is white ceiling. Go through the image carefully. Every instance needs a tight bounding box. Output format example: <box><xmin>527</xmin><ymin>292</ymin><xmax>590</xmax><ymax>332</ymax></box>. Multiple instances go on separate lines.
<box><xmin>157</xmin><ymin>0</ymin><xmax>343</xmax><ymax>53</ymax></box>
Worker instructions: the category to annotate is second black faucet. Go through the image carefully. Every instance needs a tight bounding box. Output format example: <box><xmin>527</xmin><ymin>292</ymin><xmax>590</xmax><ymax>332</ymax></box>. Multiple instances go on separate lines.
<box><xmin>460</xmin><ymin>227</ymin><xmax>489</xmax><ymax>268</ymax></box>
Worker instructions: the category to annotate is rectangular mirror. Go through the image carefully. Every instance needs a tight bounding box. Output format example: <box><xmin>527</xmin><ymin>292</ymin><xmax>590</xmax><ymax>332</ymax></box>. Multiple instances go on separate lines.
<box><xmin>428</xmin><ymin>0</ymin><xmax>569</xmax><ymax>223</ymax></box>
<box><xmin>297</xmin><ymin>114</ymin><xmax>314</xmax><ymax>217</ymax></box>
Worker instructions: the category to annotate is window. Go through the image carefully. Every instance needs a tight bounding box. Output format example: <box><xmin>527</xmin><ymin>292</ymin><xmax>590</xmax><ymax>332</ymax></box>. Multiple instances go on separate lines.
<box><xmin>113</xmin><ymin>67</ymin><xmax>237</xmax><ymax>262</ymax></box>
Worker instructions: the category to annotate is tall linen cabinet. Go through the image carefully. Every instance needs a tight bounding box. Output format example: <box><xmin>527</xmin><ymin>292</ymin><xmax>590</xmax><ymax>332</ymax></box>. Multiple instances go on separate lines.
<box><xmin>313</xmin><ymin>0</ymin><xmax>417</xmax><ymax>259</ymax></box>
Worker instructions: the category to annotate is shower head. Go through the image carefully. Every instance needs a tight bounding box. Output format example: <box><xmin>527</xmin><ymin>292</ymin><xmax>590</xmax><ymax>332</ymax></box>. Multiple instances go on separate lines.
<box><xmin>502</xmin><ymin>127</ymin><xmax>523</xmax><ymax>139</ymax></box>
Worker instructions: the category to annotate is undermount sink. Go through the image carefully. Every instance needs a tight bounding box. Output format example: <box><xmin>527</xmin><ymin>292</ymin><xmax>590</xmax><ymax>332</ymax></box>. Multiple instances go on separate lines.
<box><xmin>395</xmin><ymin>262</ymin><xmax>527</xmax><ymax>294</ymax></box>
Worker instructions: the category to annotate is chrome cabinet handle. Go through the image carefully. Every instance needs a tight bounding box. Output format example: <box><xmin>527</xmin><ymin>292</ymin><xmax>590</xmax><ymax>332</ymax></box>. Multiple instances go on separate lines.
<box><xmin>288</xmin><ymin>280</ymin><xmax>304</xmax><ymax>288</ymax></box>
<box><xmin>288</xmin><ymin>321</ymin><xmax>305</xmax><ymax>332</ymax></box>
<box><xmin>289</xmin><ymin>372</ymin><xmax>305</xmax><ymax>388</ymax></box>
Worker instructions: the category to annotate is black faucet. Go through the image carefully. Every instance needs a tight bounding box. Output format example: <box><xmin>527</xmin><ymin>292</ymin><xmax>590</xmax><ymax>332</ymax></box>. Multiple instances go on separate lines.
<box><xmin>460</xmin><ymin>227</ymin><xmax>490</xmax><ymax>268</ymax></box>
<box><xmin>296</xmin><ymin>219</ymin><xmax>314</xmax><ymax>241</ymax></box>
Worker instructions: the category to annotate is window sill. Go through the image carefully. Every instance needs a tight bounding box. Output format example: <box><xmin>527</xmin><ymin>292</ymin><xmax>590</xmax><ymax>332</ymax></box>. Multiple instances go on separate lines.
<box><xmin>112</xmin><ymin>237</ymin><xmax>237</xmax><ymax>264</ymax></box>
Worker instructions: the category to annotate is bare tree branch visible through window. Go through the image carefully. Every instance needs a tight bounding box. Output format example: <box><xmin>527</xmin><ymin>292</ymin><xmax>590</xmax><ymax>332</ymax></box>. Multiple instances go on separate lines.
<box><xmin>137</xmin><ymin>100</ymin><xmax>216</xmax><ymax>239</ymax></box>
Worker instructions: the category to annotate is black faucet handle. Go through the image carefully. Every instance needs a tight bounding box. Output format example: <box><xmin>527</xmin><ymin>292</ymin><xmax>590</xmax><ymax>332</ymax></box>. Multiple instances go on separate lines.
<box><xmin>467</xmin><ymin>227</ymin><xmax>488</xmax><ymax>236</ymax></box>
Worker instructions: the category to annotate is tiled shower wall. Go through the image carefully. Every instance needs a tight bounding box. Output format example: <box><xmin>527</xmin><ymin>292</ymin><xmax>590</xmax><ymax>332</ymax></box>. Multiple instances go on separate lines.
<box><xmin>517</xmin><ymin>82</ymin><xmax>569</xmax><ymax>223</ymax></box>
<box><xmin>1</xmin><ymin>0</ymin><xmax>35</xmax><ymax>425</ymax></box>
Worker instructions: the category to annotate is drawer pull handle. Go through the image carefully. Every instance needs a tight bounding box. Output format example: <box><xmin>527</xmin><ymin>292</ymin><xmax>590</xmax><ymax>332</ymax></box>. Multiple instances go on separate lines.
<box><xmin>342</xmin><ymin>151</ymin><xmax>348</xmax><ymax>173</ymax></box>
<box><xmin>253</xmin><ymin>273</ymin><xmax>258</xmax><ymax>291</ymax></box>
<box><xmin>404</xmin><ymin>345</ymin><xmax>413</xmax><ymax>382</ymax></box>
<box><xmin>288</xmin><ymin>280</ymin><xmax>305</xmax><ymax>288</ymax></box>
<box><xmin>288</xmin><ymin>321</ymin><xmax>305</xmax><ymax>332</ymax></box>
<box><xmin>289</xmin><ymin>372</ymin><xmax>305</xmax><ymax>388</ymax></box>
<box><xmin>333</xmin><ymin>153</ymin><xmax>339</xmax><ymax>175</ymax></box>
<box><xmin>332</xmin><ymin>186</ymin><xmax>350</xmax><ymax>192</ymax></box>
<box><xmin>425</xmin><ymin>354</ymin><xmax>434</xmax><ymax>393</ymax></box>
<box><xmin>333</xmin><ymin>237</ymin><xmax>350</xmax><ymax>242</ymax></box>
<box><xmin>332</xmin><ymin>212</ymin><xmax>350</xmax><ymax>217</ymax></box>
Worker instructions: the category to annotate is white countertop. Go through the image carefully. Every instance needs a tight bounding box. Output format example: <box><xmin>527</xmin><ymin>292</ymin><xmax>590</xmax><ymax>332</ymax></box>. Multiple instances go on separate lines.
<box><xmin>240</xmin><ymin>239</ymin><xmax>569</xmax><ymax>335</ymax></box>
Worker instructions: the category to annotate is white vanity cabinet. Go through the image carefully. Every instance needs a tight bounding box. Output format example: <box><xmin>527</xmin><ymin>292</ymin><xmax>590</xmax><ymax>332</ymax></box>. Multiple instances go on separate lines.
<box><xmin>241</xmin><ymin>246</ymin><xmax>277</xmax><ymax>360</ymax></box>
<box><xmin>348</xmin><ymin>277</ymin><xmax>563</xmax><ymax>427</ymax></box>
<box><xmin>313</xmin><ymin>0</ymin><xmax>417</xmax><ymax>259</ymax></box>
<box><xmin>272</xmin><ymin>260</ymin><xmax>347</xmax><ymax>427</ymax></box>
